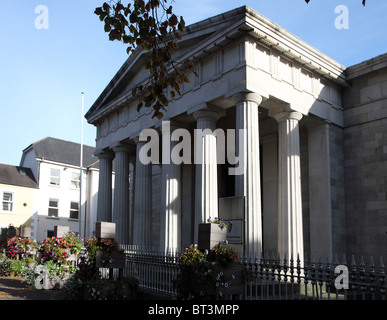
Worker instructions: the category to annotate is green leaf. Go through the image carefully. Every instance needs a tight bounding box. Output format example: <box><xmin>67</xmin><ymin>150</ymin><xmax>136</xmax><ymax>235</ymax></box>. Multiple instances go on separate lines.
<box><xmin>102</xmin><ymin>2</ymin><xmax>111</xmax><ymax>12</ymax></box>
<box><xmin>95</xmin><ymin>7</ymin><xmax>103</xmax><ymax>15</ymax></box>
<box><xmin>168</xmin><ymin>14</ymin><xmax>178</xmax><ymax>26</ymax></box>
<box><xmin>143</xmin><ymin>43</ymin><xmax>152</xmax><ymax>51</ymax></box>
<box><xmin>104</xmin><ymin>23</ymin><xmax>111</xmax><ymax>32</ymax></box>
<box><xmin>155</xmin><ymin>112</ymin><xmax>164</xmax><ymax>120</ymax></box>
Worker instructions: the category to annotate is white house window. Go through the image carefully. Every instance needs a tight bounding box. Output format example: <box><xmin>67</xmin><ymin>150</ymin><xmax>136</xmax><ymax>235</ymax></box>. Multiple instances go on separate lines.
<box><xmin>70</xmin><ymin>201</ymin><xmax>79</xmax><ymax>219</ymax></box>
<box><xmin>71</xmin><ymin>172</ymin><xmax>80</xmax><ymax>189</ymax></box>
<box><xmin>2</xmin><ymin>192</ymin><xmax>13</xmax><ymax>212</ymax></box>
<box><xmin>48</xmin><ymin>199</ymin><xmax>59</xmax><ymax>217</ymax></box>
<box><xmin>49</xmin><ymin>169</ymin><xmax>60</xmax><ymax>186</ymax></box>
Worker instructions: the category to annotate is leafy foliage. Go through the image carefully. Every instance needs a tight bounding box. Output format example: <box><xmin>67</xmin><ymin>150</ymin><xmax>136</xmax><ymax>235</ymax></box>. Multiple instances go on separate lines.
<box><xmin>206</xmin><ymin>217</ymin><xmax>231</xmax><ymax>230</ymax></box>
<box><xmin>5</xmin><ymin>237</ymin><xmax>38</xmax><ymax>260</ymax></box>
<box><xmin>175</xmin><ymin>244</ymin><xmax>243</xmax><ymax>299</ymax></box>
<box><xmin>85</xmin><ymin>237</ymin><xmax>123</xmax><ymax>261</ymax></box>
<box><xmin>95</xmin><ymin>0</ymin><xmax>193</xmax><ymax>120</ymax></box>
<box><xmin>38</xmin><ymin>233</ymin><xmax>82</xmax><ymax>265</ymax></box>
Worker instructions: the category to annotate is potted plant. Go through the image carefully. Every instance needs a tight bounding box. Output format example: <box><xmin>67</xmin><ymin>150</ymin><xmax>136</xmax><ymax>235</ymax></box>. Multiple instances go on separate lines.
<box><xmin>85</xmin><ymin>237</ymin><xmax>125</xmax><ymax>269</ymax></box>
<box><xmin>6</xmin><ymin>237</ymin><xmax>38</xmax><ymax>261</ymax></box>
<box><xmin>175</xmin><ymin>243</ymin><xmax>245</xmax><ymax>299</ymax></box>
<box><xmin>198</xmin><ymin>217</ymin><xmax>230</xmax><ymax>250</ymax></box>
<box><xmin>61</xmin><ymin>232</ymin><xmax>82</xmax><ymax>254</ymax></box>
<box><xmin>39</xmin><ymin>233</ymin><xmax>82</xmax><ymax>268</ymax></box>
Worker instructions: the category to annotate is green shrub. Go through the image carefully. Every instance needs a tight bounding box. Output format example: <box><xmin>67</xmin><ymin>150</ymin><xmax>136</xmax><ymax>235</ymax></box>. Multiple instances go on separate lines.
<box><xmin>0</xmin><ymin>253</ymin><xmax>11</xmax><ymax>276</ymax></box>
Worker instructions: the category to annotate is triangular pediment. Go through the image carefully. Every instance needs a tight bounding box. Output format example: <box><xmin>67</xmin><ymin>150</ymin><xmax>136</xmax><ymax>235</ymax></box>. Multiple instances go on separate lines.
<box><xmin>86</xmin><ymin>6</ymin><xmax>249</xmax><ymax>122</ymax></box>
<box><xmin>86</xmin><ymin>5</ymin><xmax>347</xmax><ymax>125</ymax></box>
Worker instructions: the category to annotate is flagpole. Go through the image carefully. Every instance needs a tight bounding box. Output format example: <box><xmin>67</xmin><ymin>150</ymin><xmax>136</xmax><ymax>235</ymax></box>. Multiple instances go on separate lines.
<box><xmin>79</xmin><ymin>92</ymin><xmax>84</xmax><ymax>239</ymax></box>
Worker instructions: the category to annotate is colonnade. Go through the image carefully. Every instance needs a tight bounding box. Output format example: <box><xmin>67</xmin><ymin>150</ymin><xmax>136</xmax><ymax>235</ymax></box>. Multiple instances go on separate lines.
<box><xmin>95</xmin><ymin>92</ymin><xmax>305</xmax><ymax>260</ymax></box>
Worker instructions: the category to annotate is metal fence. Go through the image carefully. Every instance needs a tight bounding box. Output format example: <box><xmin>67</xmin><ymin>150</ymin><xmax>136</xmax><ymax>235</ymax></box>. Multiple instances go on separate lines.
<box><xmin>122</xmin><ymin>245</ymin><xmax>180</xmax><ymax>296</ymax></box>
<box><xmin>119</xmin><ymin>245</ymin><xmax>386</xmax><ymax>300</ymax></box>
<box><xmin>241</xmin><ymin>254</ymin><xmax>386</xmax><ymax>300</ymax></box>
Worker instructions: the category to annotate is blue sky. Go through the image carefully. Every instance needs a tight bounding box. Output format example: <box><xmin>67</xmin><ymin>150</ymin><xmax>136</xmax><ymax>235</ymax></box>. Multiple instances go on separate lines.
<box><xmin>1</xmin><ymin>0</ymin><xmax>386</xmax><ymax>166</ymax></box>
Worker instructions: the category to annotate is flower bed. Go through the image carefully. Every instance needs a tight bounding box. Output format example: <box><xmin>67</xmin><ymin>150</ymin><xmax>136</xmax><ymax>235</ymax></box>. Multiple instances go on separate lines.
<box><xmin>83</xmin><ymin>277</ymin><xmax>138</xmax><ymax>300</ymax></box>
<box><xmin>85</xmin><ymin>237</ymin><xmax>123</xmax><ymax>261</ymax></box>
<box><xmin>175</xmin><ymin>243</ymin><xmax>245</xmax><ymax>299</ymax></box>
<box><xmin>5</xmin><ymin>237</ymin><xmax>38</xmax><ymax>260</ymax></box>
<box><xmin>39</xmin><ymin>232</ymin><xmax>82</xmax><ymax>265</ymax></box>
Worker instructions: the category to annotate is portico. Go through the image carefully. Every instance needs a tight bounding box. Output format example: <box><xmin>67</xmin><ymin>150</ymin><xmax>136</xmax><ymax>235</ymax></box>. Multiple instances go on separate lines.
<box><xmin>86</xmin><ymin>6</ymin><xmax>347</xmax><ymax>260</ymax></box>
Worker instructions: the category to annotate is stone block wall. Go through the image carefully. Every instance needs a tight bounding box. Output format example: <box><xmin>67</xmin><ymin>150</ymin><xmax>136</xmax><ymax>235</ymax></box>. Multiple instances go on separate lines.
<box><xmin>329</xmin><ymin>124</ymin><xmax>347</xmax><ymax>255</ymax></box>
<box><xmin>342</xmin><ymin>58</ymin><xmax>387</xmax><ymax>259</ymax></box>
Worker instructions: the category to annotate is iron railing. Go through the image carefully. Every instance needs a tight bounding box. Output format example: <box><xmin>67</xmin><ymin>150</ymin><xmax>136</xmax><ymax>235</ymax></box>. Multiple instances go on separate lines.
<box><xmin>101</xmin><ymin>245</ymin><xmax>386</xmax><ymax>300</ymax></box>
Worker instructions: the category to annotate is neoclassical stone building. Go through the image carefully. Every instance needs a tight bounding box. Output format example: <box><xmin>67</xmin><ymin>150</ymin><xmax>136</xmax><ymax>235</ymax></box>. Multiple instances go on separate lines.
<box><xmin>85</xmin><ymin>6</ymin><xmax>387</xmax><ymax>260</ymax></box>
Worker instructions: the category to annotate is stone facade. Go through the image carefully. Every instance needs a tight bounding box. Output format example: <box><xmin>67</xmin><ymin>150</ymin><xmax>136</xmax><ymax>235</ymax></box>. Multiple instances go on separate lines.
<box><xmin>85</xmin><ymin>6</ymin><xmax>387</xmax><ymax>261</ymax></box>
<box><xmin>342</xmin><ymin>54</ymin><xmax>387</xmax><ymax>259</ymax></box>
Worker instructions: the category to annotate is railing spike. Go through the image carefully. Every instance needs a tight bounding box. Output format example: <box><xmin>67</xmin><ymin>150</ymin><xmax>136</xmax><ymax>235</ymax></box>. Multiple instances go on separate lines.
<box><xmin>351</xmin><ymin>254</ymin><xmax>356</xmax><ymax>264</ymax></box>
<box><xmin>369</xmin><ymin>256</ymin><xmax>375</xmax><ymax>269</ymax></box>
<box><xmin>380</xmin><ymin>256</ymin><xmax>385</xmax><ymax>269</ymax></box>
<box><xmin>333</xmin><ymin>253</ymin><xmax>339</xmax><ymax>266</ymax></box>
<box><xmin>342</xmin><ymin>254</ymin><xmax>347</xmax><ymax>266</ymax></box>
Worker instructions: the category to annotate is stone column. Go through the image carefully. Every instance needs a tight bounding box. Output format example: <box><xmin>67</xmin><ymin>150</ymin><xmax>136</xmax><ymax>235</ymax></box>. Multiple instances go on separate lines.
<box><xmin>273</xmin><ymin>110</ymin><xmax>304</xmax><ymax>263</ymax></box>
<box><xmin>160</xmin><ymin>122</ymin><xmax>182</xmax><ymax>250</ymax></box>
<box><xmin>308</xmin><ymin>121</ymin><xmax>332</xmax><ymax>259</ymax></box>
<box><xmin>96</xmin><ymin>149</ymin><xmax>114</xmax><ymax>223</ymax></box>
<box><xmin>193</xmin><ymin>110</ymin><xmax>220</xmax><ymax>244</ymax></box>
<box><xmin>128</xmin><ymin>155</ymin><xmax>136</xmax><ymax>245</ymax></box>
<box><xmin>112</xmin><ymin>143</ymin><xmax>131</xmax><ymax>244</ymax></box>
<box><xmin>233</xmin><ymin>93</ymin><xmax>263</xmax><ymax>258</ymax></box>
<box><xmin>132</xmin><ymin>139</ymin><xmax>152</xmax><ymax>247</ymax></box>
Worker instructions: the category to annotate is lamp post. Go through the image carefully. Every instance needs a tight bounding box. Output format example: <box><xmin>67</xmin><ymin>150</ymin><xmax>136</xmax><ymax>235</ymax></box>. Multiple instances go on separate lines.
<box><xmin>79</xmin><ymin>92</ymin><xmax>84</xmax><ymax>239</ymax></box>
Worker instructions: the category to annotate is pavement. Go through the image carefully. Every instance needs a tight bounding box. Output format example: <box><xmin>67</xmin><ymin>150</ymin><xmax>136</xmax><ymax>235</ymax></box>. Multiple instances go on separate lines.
<box><xmin>0</xmin><ymin>276</ymin><xmax>171</xmax><ymax>301</ymax></box>
<box><xmin>0</xmin><ymin>276</ymin><xmax>56</xmax><ymax>300</ymax></box>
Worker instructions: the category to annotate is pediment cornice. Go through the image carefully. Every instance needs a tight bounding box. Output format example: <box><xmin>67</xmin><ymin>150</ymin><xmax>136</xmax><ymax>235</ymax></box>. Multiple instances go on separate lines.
<box><xmin>86</xmin><ymin>6</ymin><xmax>348</xmax><ymax>125</ymax></box>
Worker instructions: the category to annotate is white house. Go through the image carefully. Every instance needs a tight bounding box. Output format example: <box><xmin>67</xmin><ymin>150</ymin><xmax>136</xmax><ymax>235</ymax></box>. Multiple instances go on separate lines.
<box><xmin>85</xmin><ymin>6</ymin><xmax>387</xmax><ymax>261</ymax></box>
<box><xmin>19</xmin><ymin>137</ymin><xmax>101</xmax><ymax>241</ymax></box>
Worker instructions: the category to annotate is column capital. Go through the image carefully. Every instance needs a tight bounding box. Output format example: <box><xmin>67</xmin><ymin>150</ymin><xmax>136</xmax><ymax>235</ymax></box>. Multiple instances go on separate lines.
<box><xmin>232</xmin><ymin>92</ymin><xmax>262</xmax><ymax>106</ymax></box>
<box><xmin>193</xmin><ymin>109</ymin><xmax>222</xmax><ymax>122</ymax></box>
<box><xmin>112</xmin><ymin>142</ymin><xmax>134</xmax><ymax>154</ymax></box>
<box><xmin>272</xmin><ymin>111</ymin><xmax>303</xmax><ymax>123</ymax></box>
<box><xmin>95</xmin><ymin>148</ymin><xmax>115</xmax><ymax>159</ymax></box>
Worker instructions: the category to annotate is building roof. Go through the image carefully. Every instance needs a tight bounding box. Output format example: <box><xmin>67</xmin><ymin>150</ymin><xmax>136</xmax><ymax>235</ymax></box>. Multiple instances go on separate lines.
<box><xmin>22</xmin><ymin>137</ymin><xmax>99</xmax><ymax>169</ymax></box>
<box><xmin>345</xmin><ymin>52</ymin><xmax>387</xmax><ymax>80</ymax></box>
<box><xmin>0</xmin><ymin>164</ymin><xmax>39</xmax><ymax>189</ymax></box>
